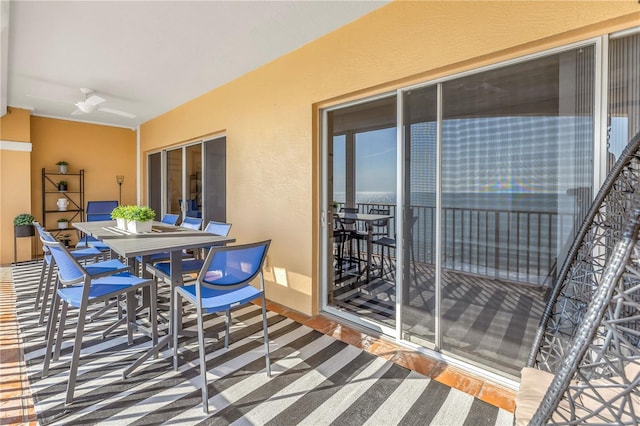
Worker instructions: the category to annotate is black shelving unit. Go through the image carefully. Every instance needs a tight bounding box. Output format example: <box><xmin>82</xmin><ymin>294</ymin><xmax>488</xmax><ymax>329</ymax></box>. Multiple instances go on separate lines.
<box><xmin>42</xmin><ymin>168</ymin><xmax>85</xmax><ymax>237</ymax></box>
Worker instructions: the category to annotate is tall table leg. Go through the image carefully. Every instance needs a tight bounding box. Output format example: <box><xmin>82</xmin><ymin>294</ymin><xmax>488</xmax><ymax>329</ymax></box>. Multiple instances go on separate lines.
<box><xmin>123</xmin><ymin>250</ymin><xmax>183</xmax><ymax>378</ymax></box>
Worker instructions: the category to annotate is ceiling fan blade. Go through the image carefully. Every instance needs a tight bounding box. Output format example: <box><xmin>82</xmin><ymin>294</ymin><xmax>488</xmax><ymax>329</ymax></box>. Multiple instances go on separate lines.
<box><xmin>85</xmin><ymin>95</ymin><xmax>106</xmax><ymax>106</ymax></box>
<box><xmin>71</xmin><ymin>108</ymin><xmax>84</xmax><ymax>115</ymax></box>
<box><xmin>98</xmin><ymin>107</ymin><xmax>136</xmax><ymax>119</ymax></box>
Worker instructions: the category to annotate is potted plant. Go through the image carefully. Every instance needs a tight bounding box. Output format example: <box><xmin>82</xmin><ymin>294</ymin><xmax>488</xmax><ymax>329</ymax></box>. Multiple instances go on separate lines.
<box><xmin>125</xmin><ymin>205</ymin><xmax>156</xmax><ymax>233</ymax></box>
<box><xmin>56</xmin><ymin>161</ymin><xmax>69</xmax><ymax>174</ymax></box>
<box><xmin>111</xmin><ymin>205</ymin><xmax>128</xmax><ymax>230</ymax></box>
<box><xmin>14</xmin><ymin>213</ymin><xmax>35</xmax><ymax>237</ymax></box>
<box><xmin>57</xmin><ymin>180</ymin><xmax>68</xmax><ymax>192</ymax></box>
<box><xmin>332</xmin><ymin>200</ymin><xmax>339</xmax><ymax>213</ymax></box>
<box><xmin>57</xmin><ymin>218</ymin><xmax>69</xmax><ymax>229</ymax></box>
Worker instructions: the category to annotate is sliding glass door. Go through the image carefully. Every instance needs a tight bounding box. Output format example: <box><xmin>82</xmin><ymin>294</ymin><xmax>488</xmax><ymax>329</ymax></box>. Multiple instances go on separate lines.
<box><xmin>148</xmin><ymin>136</ymin><xmax>226</xmax><ymax>224</ymax></box>
<box><xmin>322</xmin><ymin>38</ymin><xmax>616</xmax><ymax>379</ymax></box>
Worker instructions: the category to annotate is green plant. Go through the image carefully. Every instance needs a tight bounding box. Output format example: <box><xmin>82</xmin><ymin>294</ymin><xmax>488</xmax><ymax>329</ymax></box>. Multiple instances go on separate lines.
<box><xmin>58</xmin><ymin>180</ymin><xmax>68</xmax><ymax>186</ymax></box>
<box><xmin>57</xmin><ymin>218</ymin><xmax>69</xmax><ymax>223</ymax></box>
<box><xmin>56</xmin><ymin>160</ymin><xmax>68</xmax><ymax>166</ymax></box>
<box><xmin>14</xmin><ymin>213</ymin><xmax>35</xmax><ymax>226</ymax></box>
<box><xmin>124</xmin><ymin>205</ymin><xmax>156</xmax><ymax>222</ymax></box>
<box><xmin>110</xmin><ymin>205</ymin><xmax>127</xmax><ymax>219</ymax></box>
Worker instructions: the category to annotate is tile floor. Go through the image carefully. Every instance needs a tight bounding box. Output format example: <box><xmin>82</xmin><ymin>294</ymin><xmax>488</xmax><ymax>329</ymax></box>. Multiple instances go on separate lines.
<box><xmin>0</xmin><ymin>264</ymin><xmax>515</xmax><ymax>425</ymax></box>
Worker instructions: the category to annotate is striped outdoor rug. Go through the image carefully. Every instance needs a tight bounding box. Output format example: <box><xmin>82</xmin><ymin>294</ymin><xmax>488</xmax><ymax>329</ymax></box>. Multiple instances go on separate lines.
<box><xmin>12</xmin><ymin>261</ymin><xmax>514</xmax><ymax>425</ymax></box>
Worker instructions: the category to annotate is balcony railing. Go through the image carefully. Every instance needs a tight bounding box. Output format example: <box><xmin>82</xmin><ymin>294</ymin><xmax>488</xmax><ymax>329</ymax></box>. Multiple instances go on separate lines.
<box><xmin>336</xmin><ymin>201</ymin><xmax>577</xmax><ymax>286</ymax></box>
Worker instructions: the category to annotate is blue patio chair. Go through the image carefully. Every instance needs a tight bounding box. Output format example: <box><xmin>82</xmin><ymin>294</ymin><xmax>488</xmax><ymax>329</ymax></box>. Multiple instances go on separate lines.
<box><xmin>173</xmin><ymin>240</ymin><xmax>271</xmax><ymax>414</ymax></box>
<box><xmin>135</xmin><ymin>216</ymin><xmax>205</xmax><ymax>266</ymax></box>
<box><xmin>181</xmin><ymin>216</ymin><xmax>202</xmax><ymax>230</ymax></box>
<box><xmin>40</xmin><ymin>237</ymin><xmax>157</xmax><ymax>405</ymax></box>
<box><xmin>161</xmin><ymin>213</ymin><xmax>180</xmax><ymax>225</ymax></box>
<box><xmin>33</xmin><ymin>223</ymin><xmax>129</xmax><ymax>325</ymax></box>
<box><xmin>146</xmin><ymin>221</ymin><xmax>232</xmax><ymax>282</ymax></box>
<box><xmin>76</xmin><ymin>200</ymin><xmax>118</xmax><ymax>251</ymax></box>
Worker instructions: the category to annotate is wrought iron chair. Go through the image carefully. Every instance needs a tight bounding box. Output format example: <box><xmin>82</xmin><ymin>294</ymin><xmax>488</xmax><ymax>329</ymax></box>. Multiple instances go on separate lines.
<box><xmin>40</xmin><ymin>237</ymin><xmax>157</xmax><ymax>405</ymax></box>
<box><xmin>373</xmin><ymin>214</ymin><xmax>418</xmax><ymax>280</ymax></box>
<box><xmin>516</xmin><ymin>131</ymin><xmax>640</xmax><ymax>425</ymax></box>
<box><xmin>172</xmin><ymin>240</ymin><xmax>271</xmax><ymax>414</ymax></box>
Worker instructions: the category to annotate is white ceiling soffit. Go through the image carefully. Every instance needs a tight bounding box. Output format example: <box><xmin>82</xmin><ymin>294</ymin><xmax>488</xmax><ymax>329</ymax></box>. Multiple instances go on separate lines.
<box><xmin>4</xmin><ymin>0</ymin><xmax>389</xmax><ymax>129</ymax></box>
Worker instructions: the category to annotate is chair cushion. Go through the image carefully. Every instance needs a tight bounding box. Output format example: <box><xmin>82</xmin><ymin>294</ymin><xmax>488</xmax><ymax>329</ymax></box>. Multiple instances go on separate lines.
<box><xmin>84</xmin><ymin>258</ymin><xmax>130</xmax><ymax>277</ymax></box>
<box><xmin>516</xmin><ymin>364</ymin><xmax>640</xmax><ymax>425</ymax></box>
<box><xmin>152</xmin><ymin>259</ymin><xmax>205</xmax><ymax>277</ymax></box>
<box><xmin>515</xmin><ymin>367</ymin><xmax>555</xmax><ymax>426</ymax></box>
<box><xmin>176</xmin><ymin>283</ymin><xmax>262</xmax><ymax>313</ymax></box>
<box><xmin>58</xmin><ymin>274</ymin><xmax>151</xmax><ymax>307</ymax></box>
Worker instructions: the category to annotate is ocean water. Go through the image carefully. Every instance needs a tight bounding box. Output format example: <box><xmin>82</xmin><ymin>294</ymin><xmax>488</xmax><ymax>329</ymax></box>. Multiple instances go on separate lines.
<box><xmin>335</xmin><ymin>191</ymin><xmax>582</xmax><ymax>214</ymax></box>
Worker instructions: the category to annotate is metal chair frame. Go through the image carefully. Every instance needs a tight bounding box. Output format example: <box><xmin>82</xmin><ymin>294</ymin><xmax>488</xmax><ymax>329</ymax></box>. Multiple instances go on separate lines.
<box><xmin>40</xmin><ymin>237</ymin><xmax>157</xmax><ymax>405</ymax></box>
<box><xmin>172</xmin><ymin>240</ymin><xmax>271</xmax><ymax>414</ymax></box>
<box><xmin>522</xmin><ymin>131</ymin><xmax>640</xmax><ymax>425</ymax></box>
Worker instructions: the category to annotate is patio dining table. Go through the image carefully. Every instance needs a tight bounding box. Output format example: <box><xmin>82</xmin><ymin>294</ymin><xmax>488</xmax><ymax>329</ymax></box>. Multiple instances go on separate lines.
<box><xmin>335</xmin><ymin>212</ymin><xmax>393</xmax><ymax>283</ymax></box>
<box><xmin>73</xmin><ymin>220</ymin><xmax>236</xmax><ymax>377</ymax></box>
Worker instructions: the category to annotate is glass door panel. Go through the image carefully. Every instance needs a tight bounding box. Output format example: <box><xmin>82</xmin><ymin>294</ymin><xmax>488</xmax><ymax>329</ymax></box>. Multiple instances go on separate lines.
<box><xmin>400</xmin><ymin>85</ymin><xmax>438</xmax><ymax>349</ymax></box>
<box><xmin>326</xmin><ymin>96</ymin><xmax>397</xmax><ymax>328</ymax></box>
<box><xmin>439</xmin><ymin>46</ymin><xmax>595</xmax><ymax>377</ymax></box>
<box><xmin>184</xmin><ymin>144</ymin><xmax>202</xmax><ymax>219</ymax></box>
<box><xmin>166</xmin><ymin>148</ymin><xmax>183</xmax><ymax>217</ymax></box>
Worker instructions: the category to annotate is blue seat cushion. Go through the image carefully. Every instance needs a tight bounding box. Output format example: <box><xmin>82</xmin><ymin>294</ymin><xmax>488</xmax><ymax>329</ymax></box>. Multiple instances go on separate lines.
<box><xmin>176</xmin><ymin>284</ymin><xmax>262</xmax><ymax>313</ymax></box>
<box><xmin>58</xmin><ymin>274</ymin><xmax>149</xmax><ymax>308</ymax></box>
<box><xmin>84</xmin><ymin>259</ymin><xmax>130</xmax><ymax>277</ymax></box>
<box><xmin>152</xmin><ymin>259</ymin><xmax>205</xmax><ymax>277</ymax></box>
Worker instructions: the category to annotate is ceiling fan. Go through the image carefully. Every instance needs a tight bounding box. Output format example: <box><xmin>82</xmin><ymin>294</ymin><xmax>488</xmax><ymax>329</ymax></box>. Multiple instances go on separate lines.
<box><xmin>72</xmin><ymin>88</ymin><xmax>136</xmax><ymax>119</ymax></box>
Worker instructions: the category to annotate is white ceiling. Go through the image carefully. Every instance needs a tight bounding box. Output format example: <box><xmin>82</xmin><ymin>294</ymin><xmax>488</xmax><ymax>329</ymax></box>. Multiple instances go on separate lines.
<box><xmin>2</xmin><ymin>0</ymin><xmax>388</xmax><ymax>129</ymax></box>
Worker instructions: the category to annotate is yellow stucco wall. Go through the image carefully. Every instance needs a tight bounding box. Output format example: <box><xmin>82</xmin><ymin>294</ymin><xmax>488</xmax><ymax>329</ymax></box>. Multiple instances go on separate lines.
<box><xmin>30</xmin><ymin>117</ymin><xmax>137</xmax><ymax>249</ymax></box>
<box><xmin>139</xmin><ymin>1</ymin><xmax>640</xmax><ymax>315</ymax></box>
<box><xmin>0</xmin><ymin>108</ymin><xmax>33</xmax><ymax>264</ymax></box>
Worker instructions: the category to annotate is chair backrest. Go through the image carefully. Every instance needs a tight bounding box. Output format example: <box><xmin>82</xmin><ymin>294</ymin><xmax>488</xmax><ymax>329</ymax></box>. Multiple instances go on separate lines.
<box><xmin>161</xmin><ymin>214</ymin><xmax>180</xmax><ymax>225</ymax></box>
<box><xmin>367</xmin><ymin>208</ymin><xmax>390</xmax><ymax>231</ymax></box>
<box><xmin>529</xmin><ymin>130</ymin><xmax>640</xmax><ymax>371</ymax></box>
<box><xmin>181</xmin><ymin>216</ymin><xmax>202</xmax><ymax>230</ymax></box>
<box><xmin>86</xmin><ymin>201</ymin><xmax>118</xmax><ymax>222</ymax></box>
<box><xmin>40</xmin><ymin>236</ymin><xmax>85</xmax><ymax>284</ymax></box>
<box><xmin>203</xmin><ymin>221</ymin><xmax>232</xmax><ymax>236</ymax></box>
<box><xmin>34</xmin><ymin>222</ymin><xmax>52</xmax><ymax>260</ymax></box>
<box><xmin>339</xmin><ymin>207</ymin><xmax>358</xmax><ymax>228</ymax></box>
<box><xmin>523</xmin><ymin>130</ymin><xmax>640</xmax><ymax>424</ymax></box>
<box><xmin>525</xmin><ymin>193</ymin><xmax>640</xmax><ymax>425</ymax></box>
<box><xmin>199</xmin><ymin>240</ymin><xmax>270</xmax><ymax>289</ymax></box>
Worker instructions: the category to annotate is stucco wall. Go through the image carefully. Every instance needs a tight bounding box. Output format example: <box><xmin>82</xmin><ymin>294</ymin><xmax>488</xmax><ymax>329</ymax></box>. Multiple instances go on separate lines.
<box><xmin>30</xmin><ymin>117</ymin><xmax>137</xmax><ymax>249</ymax></box>
<box><xmin>0</xmin><ymin>108</ymin><xmax>32</xmax><ymax>264</ymax></box>
<box><xmin>139</xmin><ymin>1</ymin><xmax>640</xmax><ymax>315</ymax></box>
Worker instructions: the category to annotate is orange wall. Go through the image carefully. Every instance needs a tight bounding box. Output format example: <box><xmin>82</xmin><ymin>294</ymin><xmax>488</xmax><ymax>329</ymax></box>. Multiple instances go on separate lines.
<box><xmin>0</xmin><ymin>108</ymin><xmax>33</xmax><ymax>264</ymax></box>
<box><xmin>30</xmin><ymin>117</ymin><xmax>137</xmax><ymax>248</ymax></box>
<box><xmin>141</xmin><ymin>1</ymin><xmax>639</xmax><ymax>315</ymax></box>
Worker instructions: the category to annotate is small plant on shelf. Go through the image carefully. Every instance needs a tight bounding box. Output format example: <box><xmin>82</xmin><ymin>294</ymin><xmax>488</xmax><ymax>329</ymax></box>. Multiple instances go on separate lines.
<box><xmin>56</xmin><ymin>161</ymin><xmax>69</xmax><ymax>174</ymax></box>
<box><xmin>57</xmin><ymin>218</ymin><xmax>69</xmax><ymax>229</ymax></box>
<box><xmin>14</xmin><ymin>213</ymin><xmax>35</xmax><ymax>237</ymax></box>
<box><xmin>57</xmin><ymin>180</ymin><xmax>68</xmax><ymax>192</ymax></box>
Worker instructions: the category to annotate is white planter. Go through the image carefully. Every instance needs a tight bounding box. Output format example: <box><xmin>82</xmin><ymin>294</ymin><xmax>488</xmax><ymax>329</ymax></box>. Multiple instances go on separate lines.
<box><xmin>58</xmin><ymin>221</ymin><xmax>68</xmax><ymax>229</ymax></box>
<box><xmin>57</xmin><ymin>198</ymin><xmax>69</xmax><ymax>211</ymax></box>
<box><xmin>116</xmin><ymin>218</ymin><xmax>127</xmax><ymax>230</ymax></box>
<box><xmin>58</xmin><ymin>164</ymin><xmax>68</xmax><ymax>174</ymax></box>
<box><xmin>127</xmin><ymin>219</ymin><xmax>152</xmax><ymax>234</ymax></box>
